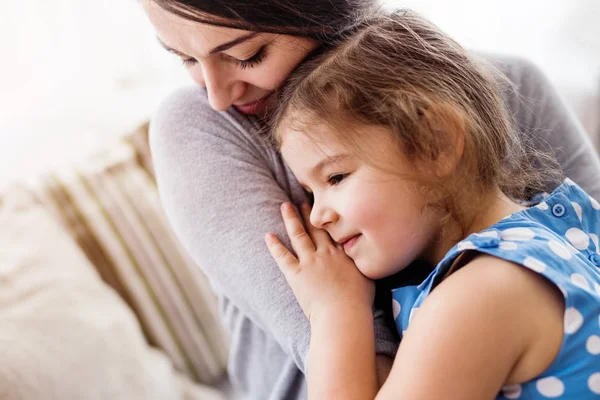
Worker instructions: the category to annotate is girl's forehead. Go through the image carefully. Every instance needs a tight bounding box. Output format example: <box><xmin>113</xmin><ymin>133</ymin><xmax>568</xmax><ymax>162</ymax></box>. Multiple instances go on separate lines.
<box><xmin>280</xmin><ymin>128</ymin><xmax>340</xmax><ymax>156</ymax></box>
<box><xmin>279</xmin><ymin>118</ymin><xmax>342</xmax><ymax>149</ymax></box>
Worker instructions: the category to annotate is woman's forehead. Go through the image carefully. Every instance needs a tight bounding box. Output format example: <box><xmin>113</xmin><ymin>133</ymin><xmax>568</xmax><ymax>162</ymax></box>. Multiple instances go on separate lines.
<box><xmin>144</xmin><ymin>3</ymin><xmax>269</xmax><ymax>65</ymax></box>
<box><xmin>142</xmin><ymin>1</ymin><xmax>258</xmax><ymax>51</ymax></box>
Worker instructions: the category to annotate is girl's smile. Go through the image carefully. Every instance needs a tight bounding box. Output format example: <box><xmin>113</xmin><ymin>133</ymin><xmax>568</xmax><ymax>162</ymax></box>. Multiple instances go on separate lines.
<box><xmin>339</xmin><ymin>234</ymin><xmax>362</xmax><ymax>254</ymax></box>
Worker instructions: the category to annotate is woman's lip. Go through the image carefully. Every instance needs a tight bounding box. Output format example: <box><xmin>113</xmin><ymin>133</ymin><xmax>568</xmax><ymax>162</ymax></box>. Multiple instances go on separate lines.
<box><xmin>233</xmin><ymin>92</ymin><xmax>274</xmax><ymax>115</ymax></box>
<box><xmin>342</xmin><ymin>234</ymin><xmax>361</xmax><ymax>252</ymax></box>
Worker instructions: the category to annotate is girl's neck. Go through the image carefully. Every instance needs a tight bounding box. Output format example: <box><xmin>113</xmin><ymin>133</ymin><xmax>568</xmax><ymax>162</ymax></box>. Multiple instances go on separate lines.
<box><xmin>426</xmin><ymin>188</ymin><xmax>527</xmax><ymax>266</ymax></box>
<box><xmin>464</xmin><ymin>189</ymin><xmax>527</xmax><ymax>236</ymax></box>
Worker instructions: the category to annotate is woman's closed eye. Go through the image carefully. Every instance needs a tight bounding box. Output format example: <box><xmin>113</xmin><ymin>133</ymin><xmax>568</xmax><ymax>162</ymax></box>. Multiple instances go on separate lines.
<box><xmin>181</xmin><ymin>46</ymin><xmax>267</xmax><ymax>69</ymax></box>
<box><xmin>327</xmin><ymin>173</ymin><xmax>349</xmax><ymax>186</ymax></box>
<box><xmin>237</xmin><ymin>46</ymin><xmax>267</xmax><ymax>69</ymax></box>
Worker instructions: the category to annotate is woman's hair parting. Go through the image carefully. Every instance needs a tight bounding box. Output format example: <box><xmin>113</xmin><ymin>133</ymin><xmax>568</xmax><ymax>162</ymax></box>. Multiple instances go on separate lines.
<box><xmin>146</xmin><ymin>0</ymin><xmax>378</xmax><ymax>43</ymax></box>
<box><xmin>270</xmin><ymin>10</ymin><xmax>562</xmax><ymax>229</ymax></box>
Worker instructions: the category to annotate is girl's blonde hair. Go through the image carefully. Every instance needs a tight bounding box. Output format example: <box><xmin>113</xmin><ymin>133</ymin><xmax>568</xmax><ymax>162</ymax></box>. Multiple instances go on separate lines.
<box><xmin>270</xmin><ymin>10</ymin><xmax>561</xmax><ymax>233</ymax></box>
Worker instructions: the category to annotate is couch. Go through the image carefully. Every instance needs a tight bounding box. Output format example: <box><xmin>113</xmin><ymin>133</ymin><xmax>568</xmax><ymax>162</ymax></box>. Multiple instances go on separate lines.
<box><xmin>0</xmin><ymin>124</ymin><xmax>230</xmax><ymax>399</ymax></box>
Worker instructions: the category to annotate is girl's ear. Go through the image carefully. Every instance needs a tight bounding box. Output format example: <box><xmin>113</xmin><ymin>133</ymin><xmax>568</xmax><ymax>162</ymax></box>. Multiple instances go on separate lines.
<box><xmin>420</xmin><ymin>102</ymin><xmax>465</xmax><ymax>178</ymax></box>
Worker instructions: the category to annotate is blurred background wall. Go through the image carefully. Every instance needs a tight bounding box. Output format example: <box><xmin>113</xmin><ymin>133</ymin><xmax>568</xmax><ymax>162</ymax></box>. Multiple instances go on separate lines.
<box><xmin>1</xmin><ymin>0</ymin><xmax>599</xmax><ymax>190</ymax></box>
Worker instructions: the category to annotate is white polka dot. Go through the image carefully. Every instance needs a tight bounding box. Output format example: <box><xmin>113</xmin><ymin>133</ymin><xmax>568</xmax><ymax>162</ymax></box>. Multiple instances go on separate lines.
<box><xmin>392</xmin><ymin>299</ymin><xmax>401</xmax><ymax>320</ymax></box>
<box><xmin>566</xmin><ymin>242</ymin><xmax>580</xmax><ymax>255</ymax></box>
<box><xmin>564</xmin><ymin>307</ymin><xmax>584</xmax><ymax>334</ymax></box>
<box><xmin>499</xmin><ymin>241</ymin><xmax>518</xmax><ymax>251</ymax></box>
<box><xmin>502</xmin><ymin>384</ymin><xmax>522</xmax><ymax>399</ymax></box>
<box><xmin>571</xmin><ymin>202</ymin><xmax>583</xmax><ymax>222</ymax></box>
<box><xmin>523</xmin><ymin>257</ymin><xmax>546</xmax><ymax>272</ymax></box>
<box><xmin>591</xmin><ymin>234</ymin><xmax>599</xmax><ymax>253</ymax></box>
<box><xmin>501</xmin><ymin>228</ymin><xmax>536</xmax><ymax>241</ymax></box>
<box><xmin>548</xmin><ymin>240</ymin><xmax>572</xmax><ymax>259</ymax></box>
<box><xmin>536</xmin><ymin>201</ymin><xmax>549</xmax><ymax>210</ymax></box>
<box><xmin>475</xmin><ymin>231</ymin><xmax>499</xmax><ymax>238</ymax></box>
<box><xmin>589</xmin><ymin>373</ymin><xmax>600</xmax><ymax>394</ymax></box>
<box><xmin>566</xmin><ymin>227</ymin><xmax>590</xmax><ymax>250</ymax></box>
<box><xmin>536</xmin><ymin>376</ymin><xmax>564</xmax><ymax>397</ymax></box>
<box><xmin>590</xmin><ymin>196</ymin><xmax>600</xmax><ymax>210</ymax></box>
<box><xmin>571</xmin><ymin>273</ymin><xmax>590</xmax><ymax>290</ymax></box>
<box><xmin>586</xmin><ymin>335</ymin><xmax>600</xmax><ymax>355</ymax></box>
<box><xmin>458</xmin><ymin>241</ymin><xmax>477</xmax><ymax>251</ymax></box>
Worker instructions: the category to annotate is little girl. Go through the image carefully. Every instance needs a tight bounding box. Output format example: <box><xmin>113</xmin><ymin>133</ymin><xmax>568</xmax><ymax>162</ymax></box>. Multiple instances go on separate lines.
<box><xmin>264</xmin><ymin>10</ymin><xmax>600</xmax><ymax>400</ymax></box>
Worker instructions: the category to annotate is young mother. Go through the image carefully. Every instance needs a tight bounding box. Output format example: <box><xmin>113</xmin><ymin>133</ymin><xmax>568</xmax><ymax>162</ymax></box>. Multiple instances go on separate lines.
<box><xmin>141</xmin><ymin>1</ymin><xmax>600</xmax><ymax>399</ymax></box>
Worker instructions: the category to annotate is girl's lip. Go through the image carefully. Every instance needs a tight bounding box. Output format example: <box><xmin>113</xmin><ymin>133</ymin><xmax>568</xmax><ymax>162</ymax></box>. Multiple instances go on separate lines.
<box><xmin>233</xmin><ymin>92</ymin><xmax>274</xmax><ymax>115</ymax></box>
<box><xmin>342</xmin><ymin>234</ymin><xmax>361</xmax><ymax>252</ymax></box>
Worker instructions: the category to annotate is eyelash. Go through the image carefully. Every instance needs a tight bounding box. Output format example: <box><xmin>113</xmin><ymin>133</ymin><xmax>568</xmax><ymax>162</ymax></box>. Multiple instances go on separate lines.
<box><xmin>181</xmin><ymin>58</ymin><xmax>197</xmax><ymax>67</ymax></box>
<box><xmin>328</xmin><ymin>173</ymin><xmax>349</xmax><ymax>186</ymax></box>
<box><xmin>181</xmin><ymin>46</ymin><xmax>267</xmax><ymax>69</ymax></box>
<box><xmin>238</xmin><ymin>46</ymin><xmax>267</xmax><ymax>69</ymax></box>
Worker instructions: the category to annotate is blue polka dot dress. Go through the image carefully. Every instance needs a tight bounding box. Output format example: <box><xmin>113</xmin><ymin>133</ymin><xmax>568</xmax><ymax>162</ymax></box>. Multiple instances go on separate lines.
<box><xmin>391</xmin><ymin>179</ymin><xmax>600</xmax><ymax>398</ymax></box>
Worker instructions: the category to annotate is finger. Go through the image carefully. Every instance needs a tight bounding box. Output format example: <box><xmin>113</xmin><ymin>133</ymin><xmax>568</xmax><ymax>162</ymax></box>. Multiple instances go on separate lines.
<box><xmin>265</xmin><ymin>233</ymin><xmax>300</xmax><ymax>275</ymax></box>
<box><xmin>300</xmin><ymin>202</ymin><xmax>333</xmax><ymax>245</ymax></box>
<box><xmin>281</xmin><ymin>202</ymin><xmax>316</xmax><ymax>253</ymax></box>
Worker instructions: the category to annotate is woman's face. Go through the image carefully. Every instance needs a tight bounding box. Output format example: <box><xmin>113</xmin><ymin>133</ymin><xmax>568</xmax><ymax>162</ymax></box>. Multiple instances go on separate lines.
<box><xmin>142</xmin><ymin>1</ymin><xmax>319</xmax><ymax>116</ymax></box>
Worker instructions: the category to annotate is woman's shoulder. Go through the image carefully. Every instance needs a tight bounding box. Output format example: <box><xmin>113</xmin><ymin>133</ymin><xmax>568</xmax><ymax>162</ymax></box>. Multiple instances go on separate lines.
<box><xmin>150</xmin><ymin>85</ymin><xmax>264</xmax><ymax>150</ymax></box>
<box><xmin>473</xmin><ymin>51</ymin><xmax>554</xmax><ymax>114</ymax></box>
<box><xmin>475</xmin><ymin>52</ymin><xmax>543</xmax><ymax>83</ymax></box>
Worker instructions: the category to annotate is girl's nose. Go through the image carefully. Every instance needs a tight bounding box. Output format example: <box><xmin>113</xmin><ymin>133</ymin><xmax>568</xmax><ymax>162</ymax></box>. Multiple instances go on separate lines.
<box><xmin>310</xmin><ymin>200</ymin><xmax>337</xmax><ymax>229</ymax></box>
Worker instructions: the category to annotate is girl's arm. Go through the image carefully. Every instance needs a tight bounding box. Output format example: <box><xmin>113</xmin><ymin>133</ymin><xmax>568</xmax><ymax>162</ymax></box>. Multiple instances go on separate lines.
<box><xmin>267</xmin><ymin>203</ymin><xmax>378</xmax><ymax>399</ymax></box>
<box><xmin>149</xmin><ymin>87</ymin><xmax>398</xmax><ymax>390</ymax></box>
<box><xmin>490</xmin><ymin>54</ymin><xmax>600</xmax><ymax>198</ymax></box>
<box><xmin>308</xmin><ymin>302</ymin><xmax>377</xmax><ymax>399</ymax></box>
<box><xmin>377</xmin><ymin>255</ymin><xmax>564</xmax><ymax>400</ymax></box>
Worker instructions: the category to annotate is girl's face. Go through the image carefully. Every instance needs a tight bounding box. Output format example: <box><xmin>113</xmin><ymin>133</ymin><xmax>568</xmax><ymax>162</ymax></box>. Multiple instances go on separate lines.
<box><xmin>142</xmin><ymin>1</ymin><xmax>319</xmax><ymax>116</ymax></box>
<box><xmin>280</xmin><ymin>122</ymin><xmax>444</xmax><ymax>280</ymax></box>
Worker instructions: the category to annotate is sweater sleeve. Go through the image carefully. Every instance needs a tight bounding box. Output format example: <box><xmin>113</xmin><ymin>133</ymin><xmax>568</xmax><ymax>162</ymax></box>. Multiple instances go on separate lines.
<box><xmin>149</xmin><ymin>87</ymin><xmax>399</xmax><ymax>377</ymax></box>
<box><xmin>487</xmin><ymin>54</ymin><xmax>600</xmax><ymax>198</ymax></box>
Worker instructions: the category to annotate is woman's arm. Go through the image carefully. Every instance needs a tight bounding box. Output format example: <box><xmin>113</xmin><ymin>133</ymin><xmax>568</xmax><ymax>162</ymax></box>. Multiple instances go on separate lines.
<box><xmin>488</xmin><ymin>54</ymin><xmax>600</xmax><ymax>198</ymax></box>
<box><xmin>149</xmin><ymin>87</ymin><xmax>398</xmax><ymax>378</ymax></box>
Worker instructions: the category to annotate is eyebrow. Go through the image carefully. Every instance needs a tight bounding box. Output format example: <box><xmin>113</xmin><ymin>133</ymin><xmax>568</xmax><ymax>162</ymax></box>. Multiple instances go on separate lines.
<box><xmin>157</xmin><ymin>32</ymin><xmax>259</xmax><ymax>58</ymax></box>
<box><xmin>310</xmin><ymin>154</ymin><xmax>351</xmax><ymax>176</ymax></box>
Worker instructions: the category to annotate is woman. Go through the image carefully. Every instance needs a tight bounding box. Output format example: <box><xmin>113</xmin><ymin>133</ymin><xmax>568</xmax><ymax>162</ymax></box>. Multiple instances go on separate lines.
<box><xmin>141</xmin><ymin>1</ymin><xmax>600</xmax><ymax>399</ymax></box>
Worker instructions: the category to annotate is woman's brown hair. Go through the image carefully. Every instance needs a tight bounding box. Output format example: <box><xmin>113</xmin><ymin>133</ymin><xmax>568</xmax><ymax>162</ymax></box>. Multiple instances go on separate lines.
<box><xmin>146</xmin><ymin>0</ymin><xmax>378</xmax><ymax>44</ymax></box>
<box><xmin>270</xmin><ymin>10</ymin><xmax>562</xmax><ymax>233</ymax></box>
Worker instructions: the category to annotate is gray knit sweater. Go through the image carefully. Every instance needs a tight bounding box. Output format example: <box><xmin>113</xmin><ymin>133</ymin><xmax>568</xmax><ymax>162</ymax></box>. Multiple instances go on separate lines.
<box><xmin>149</xmin><ymin>54</ymin><xmax>600</xmax><ymax>400</ymax></box>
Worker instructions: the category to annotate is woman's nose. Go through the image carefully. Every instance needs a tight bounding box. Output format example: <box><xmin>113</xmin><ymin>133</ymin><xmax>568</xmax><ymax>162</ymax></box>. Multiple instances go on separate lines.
<box><xmin>193</xmin><ymin>62</ymin><xmax>245</xmax><ymax>111</ymax></box>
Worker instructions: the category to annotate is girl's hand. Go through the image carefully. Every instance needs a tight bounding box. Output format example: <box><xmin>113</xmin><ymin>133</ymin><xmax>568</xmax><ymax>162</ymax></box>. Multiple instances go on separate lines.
<box><xmin>265</xmin><ymin>202</ymin><xmax>375</xmax><ymax>321</ymax></box>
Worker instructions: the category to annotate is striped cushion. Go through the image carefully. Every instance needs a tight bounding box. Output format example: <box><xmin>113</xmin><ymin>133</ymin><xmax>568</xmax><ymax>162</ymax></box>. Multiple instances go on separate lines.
<box><xmin>0</xmin><ymin>185</ymin><xmax>226</xmax><ymax>400</ymax></box>
<box><xmin>33</xmin><ymin>124</ymin><xmax>228</xmax><ymax>384</ymax></box>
